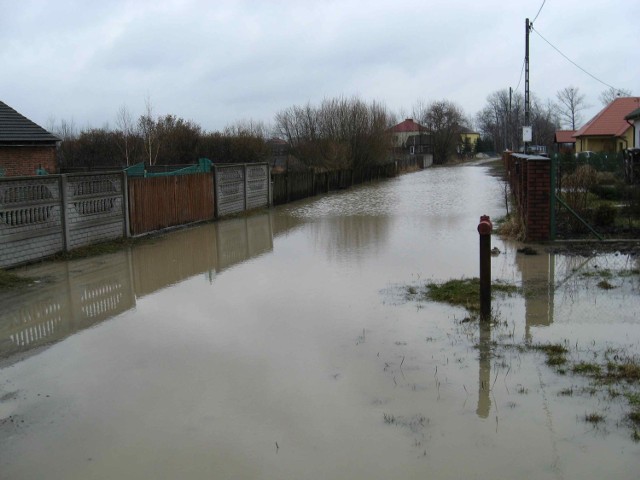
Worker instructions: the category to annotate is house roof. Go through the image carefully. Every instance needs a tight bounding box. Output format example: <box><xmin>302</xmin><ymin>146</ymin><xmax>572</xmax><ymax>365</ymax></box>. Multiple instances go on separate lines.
<box><xmin>0</xmin><ymin>100</ymin><xmax>60</xmax><ymax>144</ymax></box>
<box><xmin>573</xmin><ymin>97</ymin><xmax>640</xmax><ymax>138</ymax></box>
<box><xmin>459</xmin><ymin>126</ymin><xmax>479</xmax><ymax>135</ymax></box>
<box><xmin>389</xmin><ymin>118</ymin><xmax>427</xmax><ymax>133</ymax></box>
<box><xmin>555</xmin><ymin>130</ymin><xmax>576</xmax><ymax>144</ymax></box>
<box><xmin>625</xmin><ymin>107</ymin><xmax>640</xmax><ymax>121</ymax></box>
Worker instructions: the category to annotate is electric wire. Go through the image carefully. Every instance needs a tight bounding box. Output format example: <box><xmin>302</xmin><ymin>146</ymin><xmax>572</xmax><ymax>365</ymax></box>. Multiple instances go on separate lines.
<box><xmin>531</xmin><ymin>26</ymin><xmax>618</xmax><ymax>91</ymax></box>
<box><xmin>514</xmin><ymin>57</ymin><xmax>526</xmax><ymax>92</ymax></box>
<box><xmin>532</xmin><ymin>0</ymin><xmax>546</xmax><ymax>24</ymax></box>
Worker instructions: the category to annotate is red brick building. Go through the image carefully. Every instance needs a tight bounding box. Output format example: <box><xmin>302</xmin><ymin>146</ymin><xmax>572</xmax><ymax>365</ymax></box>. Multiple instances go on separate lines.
<box><xmin>0</xmin><ymin>100</ymin><xmax>60</xmax><ymax>176</ymax></box>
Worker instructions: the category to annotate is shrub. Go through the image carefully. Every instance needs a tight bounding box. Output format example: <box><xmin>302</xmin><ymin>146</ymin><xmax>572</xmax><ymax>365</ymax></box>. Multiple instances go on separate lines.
<box><xmin>592</xmin><ymin>203</ymin><xmax>617</xmax><ymax>227</ymax></box>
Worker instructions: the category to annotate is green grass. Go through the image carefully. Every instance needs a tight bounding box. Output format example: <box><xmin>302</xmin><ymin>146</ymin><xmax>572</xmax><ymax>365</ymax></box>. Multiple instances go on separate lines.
<box><xmin>424</xmin><ymin>278</ymin><xmax>519</xmax><ymax>313</ymax></box>
<box><xmin>584</xmin><ymin>412</ymin><xmax>605</xmax><ymax>424</ymax></box>
<box><xmin>529</xmin><ymin>343</ymin><xmax>569</xmax><ymax>366</ymax></box>
<box><xmin>572</xmin><ymin>362</ymin><xmax>602</xmax><ymax>376</ymax></box>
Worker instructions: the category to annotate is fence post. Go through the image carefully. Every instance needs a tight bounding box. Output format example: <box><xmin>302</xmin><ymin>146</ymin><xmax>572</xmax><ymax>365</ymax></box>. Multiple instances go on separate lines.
<box><xmin>478</xmin><ymin>215</ymin><xmax>493</xmax><ymax>322</ymax></box>
<box><xmin>244</xmin><ymin>164</ymin><xmax>248</xmax><ymax>212</ymax></box>
<box><xmin>60</xmin><ymin>174</ymin><xmax>71</xmax><ymax>251</ymax></box>
<box><xmin>122</xmin><ymin>171</ymin><xmax>131</xmax><ymax>237</ymax></box>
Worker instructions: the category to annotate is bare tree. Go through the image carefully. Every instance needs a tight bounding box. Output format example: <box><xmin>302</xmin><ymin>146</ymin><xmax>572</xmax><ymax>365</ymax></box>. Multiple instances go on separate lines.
<box><xmin>138</xmin><ymin>96</ymin><xmax>159</xmax><ymax>165</ymax></box>
<box><xmin>414</xmin><ymin>99</ymin><xmax>465</xmax><ymax>164</ymax></box>
<box><xmin>555</xmin><ymin>86</ymin><xmax>588</xmax><ymax>130</ymax></box>
<box><xmin>274</xmin><ymin>96</ymin><xmax>392</xmax><ymax>170</ymax></box>
<box><xmin>599</xmin><ymin>87</ymin><xmax>632</xmax><ymax>106</ymax></box>
<box><xmin>115</xmin><ymin>104</ymin><xmax>136</xmax><ymax>166</ymax></box>
<box><xmin>475</xmin><ymin>89</ymin><xmax>525</xmax><ymax>153</ymax></box>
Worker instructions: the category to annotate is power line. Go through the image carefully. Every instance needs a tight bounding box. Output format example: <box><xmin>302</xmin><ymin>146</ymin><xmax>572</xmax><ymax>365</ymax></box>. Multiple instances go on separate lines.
<box><xmin>531</xmin><ymin>26</ymin><xmax>618</xmax><ymax>91</ymax></box>
<box><xmin>514</xmin><ymin>57</ymin><xmax>526</xmax><ymax>92</ymax></box>
<box><xmin>532</xmin><ymin>0</ymin><xmax>546</xmax><ymax>24</ymax></box>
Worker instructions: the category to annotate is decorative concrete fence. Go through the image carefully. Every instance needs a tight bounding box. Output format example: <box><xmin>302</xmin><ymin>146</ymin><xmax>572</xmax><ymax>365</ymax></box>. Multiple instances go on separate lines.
<box><xmin>0</xmin><ymin>172</ymin><xmax>127</xmax><ymax>268</ymax></box>
<box><xmin>214</xmin><ymin>163</ymin><xmax>270</xmax><ymax>217</ymax></box>
<box><xmin>503</xmin><ymin>151</ymin><xmax>551</xmax><ymax>241</ymax></box>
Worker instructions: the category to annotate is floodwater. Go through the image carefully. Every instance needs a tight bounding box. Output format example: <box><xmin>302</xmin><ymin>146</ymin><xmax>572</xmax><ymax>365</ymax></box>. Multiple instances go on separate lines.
<box><xmin>1</xmin><ymin>164</ymin><xmax>639</xmax><ymax>479</ymax></box>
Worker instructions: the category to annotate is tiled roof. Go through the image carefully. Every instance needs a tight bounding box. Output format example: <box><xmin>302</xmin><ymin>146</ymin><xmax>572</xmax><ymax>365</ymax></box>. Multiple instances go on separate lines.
<box><xmin>0</xmin><ymin>100</ymin><xmax>60</xmax><ymax>144</ymax></box>
<box><xmin>625</xmin><ymin>108</ymin><xmax>640</xmax><ymax>121</ymax></box>
<box><xmin>555</xmin><ymin>130</ymin><xmax>576</xmax><ymax>144</ymax></box>
<box><xmin>573</xmin><ymin>97</ymin><xmax>640</xmax><ymax>138</ymax></box>
<box><xmin>389</xmin><ymin>118</ymin><xmax>427</xmax><ymax>133</ymax></box>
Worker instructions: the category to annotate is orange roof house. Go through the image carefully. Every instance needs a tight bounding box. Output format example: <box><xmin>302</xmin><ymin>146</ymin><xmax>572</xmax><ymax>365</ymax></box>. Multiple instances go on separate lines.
<box><xmin>625</xmin><ymin>107</ymin><xmax>640</xmax><ymax>149</ymax></box>
<box><xmin>389</xmin><ymin>119</ymin><xmax>429</xmax><ymax>149</ymax></box>
<box><xmin>573</xmin><ymin>97</ymin><xmax>640</xmax><ymax>153</ymax></box>
<box><xmin>554</xmin><ymin>130</ymin><xmax>576</xmax><ymax>153</ymax></box>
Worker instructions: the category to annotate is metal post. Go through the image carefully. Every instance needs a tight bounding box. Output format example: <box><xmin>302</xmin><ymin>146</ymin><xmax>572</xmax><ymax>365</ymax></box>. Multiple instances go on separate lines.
<box><xmin>478</xmin><ymin>215</ymin><xmax>493</xmax><ymax>321</ymax></box>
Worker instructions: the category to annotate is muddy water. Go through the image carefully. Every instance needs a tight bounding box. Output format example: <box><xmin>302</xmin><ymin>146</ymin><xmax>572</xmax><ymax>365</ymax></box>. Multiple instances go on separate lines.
<box><xmin>1</xmin><ymin>165</ymin><xmax>639</xmax><ymax>479</ymax></box>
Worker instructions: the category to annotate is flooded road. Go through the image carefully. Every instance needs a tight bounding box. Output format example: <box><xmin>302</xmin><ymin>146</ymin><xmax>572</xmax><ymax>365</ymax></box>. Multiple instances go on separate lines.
<box><xmin>1</xmin><ymin>165</ymin><xmax>639</xmax><ymax>479</ymax></box>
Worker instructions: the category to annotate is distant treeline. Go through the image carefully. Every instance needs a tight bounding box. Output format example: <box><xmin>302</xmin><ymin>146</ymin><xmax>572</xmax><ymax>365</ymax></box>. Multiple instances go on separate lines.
<box><xmin>50</xmin><ymin>90</ymin><xmax>567</xmax><ymax>171</ymax></box>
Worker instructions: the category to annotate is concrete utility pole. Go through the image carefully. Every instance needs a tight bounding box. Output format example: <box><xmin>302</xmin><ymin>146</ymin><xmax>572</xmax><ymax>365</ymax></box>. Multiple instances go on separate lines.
<box><xmin>524</xmin><ymin>18</ymin><xmax>531</xmax><ymax>154</ymax></box>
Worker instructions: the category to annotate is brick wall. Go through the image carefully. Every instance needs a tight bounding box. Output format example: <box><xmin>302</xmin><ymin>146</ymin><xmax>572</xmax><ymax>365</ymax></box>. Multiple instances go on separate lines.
<box><xmin>525</xmin><ymin>159</ymin><xmax>551</xmax><ymax>241</ymax></box>
<box><xmin>504</xmin><ymin>152</ymin><xmax>551</xmax><ymax>241</ymax></box>
<box><xmin>0</xmin><ymin>145</ymin><xmax>57</xmax><ymax>176</ymax></box>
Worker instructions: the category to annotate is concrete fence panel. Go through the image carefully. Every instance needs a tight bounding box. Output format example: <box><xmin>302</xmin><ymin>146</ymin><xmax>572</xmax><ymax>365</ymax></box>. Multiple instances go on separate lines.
<box><xmin>64</xmin><ymin>173</ymin><xmax>126</xmax><ymax>250</ymax></box>
<box><xmin>0</xmin><ymin>176</ymin><xmax>64</xmax><ymax>268</ymax></box>
<box><xmin>215</xmin><ymin>163</ymin><xmax>269</xmax><ymax>217</ymax></box>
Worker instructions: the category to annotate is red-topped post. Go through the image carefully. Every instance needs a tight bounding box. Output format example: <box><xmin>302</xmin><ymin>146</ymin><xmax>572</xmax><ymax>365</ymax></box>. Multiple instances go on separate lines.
<box><xmin>477</xmin><ymin>215</ymin><xmax>493</xmax><ymax>321</ymax></box>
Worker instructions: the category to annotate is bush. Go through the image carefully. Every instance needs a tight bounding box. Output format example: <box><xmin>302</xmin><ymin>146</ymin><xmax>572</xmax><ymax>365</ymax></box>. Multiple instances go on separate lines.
<box><xmin>592</xmin><ymin>203</ymin><xmax>617</xmax><ymax>227</ymax></box>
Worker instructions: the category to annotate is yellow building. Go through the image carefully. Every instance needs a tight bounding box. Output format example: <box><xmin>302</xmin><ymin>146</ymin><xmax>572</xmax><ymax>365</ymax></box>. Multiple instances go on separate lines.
<box><xmin>573</xmin><ymin>97</ymin><xmax>640</xmax><ymax>153</ymax></box>
<box><xmin>460</xmin><ymin>127</ymin><xmax>480</xmax><ymax>153</ymax></box>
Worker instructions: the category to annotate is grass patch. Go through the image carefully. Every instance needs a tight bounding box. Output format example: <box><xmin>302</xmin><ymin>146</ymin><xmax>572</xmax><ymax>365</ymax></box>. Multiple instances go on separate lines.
<box><xmin>0</xmin><ymin>269</ymin><xmax>34</xmax><ymax>290</ymax></box>
<box><xmin>597</xmin><ymin>280</ymin><xmax>616</xmax><ymax>290</ymax></box>
<box><xmin>584</xmin><ymin>412</ymin><xmax>605</xmax><ymax>424</ymax></box>
<box><xmin>529</xmin><ymin>343</ymin><xmax>569</xmax><ymax>366</ymax></box>
<box><xmin>629</xmin><ymin>410</ymin><xmax>640</xmax><ymax>426</ymax></box>
<box><xmin>424</xmin><ymin>278</ymin><xmax>519</xmax><ymax>313</ymax></box>
<box><xmin>573</xmin><ymin>362</ymin><xmax>602</xmax><ymax>376</ymax></box>
<box><xmin>581</xmin><ymin>269</ymin><xmax>613</xmax><ymax>279</ymax></box>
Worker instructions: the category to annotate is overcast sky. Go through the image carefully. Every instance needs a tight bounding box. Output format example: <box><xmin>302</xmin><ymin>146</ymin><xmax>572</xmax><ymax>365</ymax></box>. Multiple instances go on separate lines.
<box><xmin>1</xmin><ymin>0</ymin><xmax>637</xmax><ymax>134</ymax></box>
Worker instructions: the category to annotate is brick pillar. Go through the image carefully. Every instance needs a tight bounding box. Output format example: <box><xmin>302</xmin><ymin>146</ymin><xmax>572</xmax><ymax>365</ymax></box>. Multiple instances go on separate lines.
<box><xmin>525</xmin><ymin>158</ymin><xmax>551</xmax><ymax>241</ymax></box>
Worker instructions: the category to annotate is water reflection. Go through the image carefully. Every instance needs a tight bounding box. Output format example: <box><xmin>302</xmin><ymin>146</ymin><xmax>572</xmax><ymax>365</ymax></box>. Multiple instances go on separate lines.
<box><xmin>512</xmin><ymin>244</ymin><xmax>640</xmax><ymax>337</ymax></box>
<box><xmin>514</xmin><ymin>248</ymin><xmax>556</xmax><ymax>335</ymax></box>
<box><xmin>309</xmin><ymin>215</ymin><xmax>392</xmax><ymax>263</ymax></box>
<box><xmin>476</xmin><ymin>322</ymin><xmax>492</xmax><ymax>418</ymax></box>
<box><xmin>0</xmin><ymin>253</ymin><xmax>135</xmax><ymax>359</ymax></box>
<box><xmin>0</xmin><ymin>213</ymin><xmax>276</xmax><ymax>360</ymax></box>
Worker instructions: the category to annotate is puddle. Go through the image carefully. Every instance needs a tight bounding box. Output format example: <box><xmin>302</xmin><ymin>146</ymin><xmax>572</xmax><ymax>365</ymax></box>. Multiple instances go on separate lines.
<box><xmin>0</xmin><ymin>166</ymin><xmax>639</xmax><ymax>479</ymax></box>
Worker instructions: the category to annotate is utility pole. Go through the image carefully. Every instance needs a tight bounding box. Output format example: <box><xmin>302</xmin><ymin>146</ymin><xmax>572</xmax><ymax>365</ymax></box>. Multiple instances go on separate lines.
<box><xmin>524</xmin><ymin>18</ymin><xmax>531</xmax><ymax>154</ymax></box>
<box><xmin>508</xmin><ymin>86</ymin><xmax>512</xmax><ymax>150</ymax></box>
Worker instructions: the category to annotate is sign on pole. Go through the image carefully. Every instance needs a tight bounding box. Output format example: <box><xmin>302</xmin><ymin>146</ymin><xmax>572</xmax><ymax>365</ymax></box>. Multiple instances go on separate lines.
<box><xmin>522</xmin><ymin>126</ymin><xmax>532</xmax><ymax>143</ymax></box>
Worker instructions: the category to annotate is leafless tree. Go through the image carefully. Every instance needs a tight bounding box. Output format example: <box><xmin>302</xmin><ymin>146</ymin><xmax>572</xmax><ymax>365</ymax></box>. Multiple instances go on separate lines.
<box><xmin>138</xmin><ymin>96</ymin><xmax>159</xmax><ymax>165</ymax></box>
<box><xmin>115</xmin><ymin>104</ymin><xmax>136</xmax><ymax>166</ymax></box>
<box><xmin>599</xmin><ymin>87</ymin><xmax>632</xmax><ymax>106</ymax></box>
<box><xmin>274</xmin><ymin>96</ymin><xmax>392</xmax><ymax>170</ymax></box>
<box><xmin>414</xmin><ymin>99</ymin><xmax>465</xmax><ymax>164</ymax></box>
<box><xmin>555</xmin><ymin>86</ymin><xmax>588</xmax><ymax>130</ymax></box>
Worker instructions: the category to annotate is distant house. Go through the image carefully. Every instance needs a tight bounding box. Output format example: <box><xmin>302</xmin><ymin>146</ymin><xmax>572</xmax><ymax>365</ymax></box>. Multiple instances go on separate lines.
<box><xmin>459</xmin><ymin>127</ymin><xmax>480</xmax><ymax>154</ymax></box>
<box><xmin>554</xmin><ymin>130</ymin><xmax>576</xmax><ymax>153</ymax></box>
<box><xmin>625</xmin><ymin>108</ymin><xmax>640</xmax><ymax>148</ymax></box>
<box><xmin>0</xmin><ymin>100</ymin><xmax>60</xmax><ymax>176</ymax></box>
<box><xmin>572</xmin><ymin>97</ymin><xmax>640</xmax><ymax>153</ymax></box>
<box><xmin>389</xmin><ymin>119</ymin><xmax>433</xmax><ymax>155</ymax></box>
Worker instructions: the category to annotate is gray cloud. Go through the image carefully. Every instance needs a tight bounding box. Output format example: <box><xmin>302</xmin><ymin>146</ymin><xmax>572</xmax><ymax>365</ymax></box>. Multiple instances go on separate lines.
<box><xmin>1</xmin><ymin>0</ymin><xmax>637</xmax><ymax>132</ymax></box>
